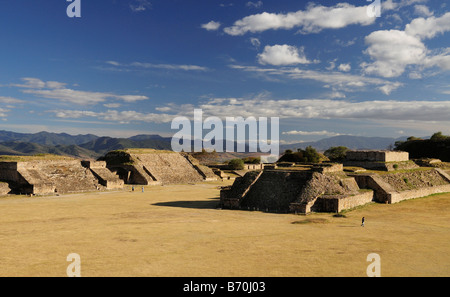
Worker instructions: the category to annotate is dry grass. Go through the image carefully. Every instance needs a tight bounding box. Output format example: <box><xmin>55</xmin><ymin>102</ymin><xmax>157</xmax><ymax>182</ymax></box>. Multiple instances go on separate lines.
<box><xmin>125</xmin><ymin>148</ymin><xmax>175</xmax><ymax>154</ymax></box>
<box><xmin>0</xmin><ymin>154</ymin><xmax>73</xmax><ymax>162</ymax></box>
<box><xmin>0</xmin><ymin>181</ymin><xmax>449</xmax><ymax>277</ymax></box>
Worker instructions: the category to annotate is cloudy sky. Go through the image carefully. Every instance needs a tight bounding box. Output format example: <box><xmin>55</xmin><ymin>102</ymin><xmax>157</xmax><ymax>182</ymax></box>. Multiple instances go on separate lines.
<box><xmin>0</xmin><ymin>0</ymin><xmax>449</xmax><ymax>144</ymax></box>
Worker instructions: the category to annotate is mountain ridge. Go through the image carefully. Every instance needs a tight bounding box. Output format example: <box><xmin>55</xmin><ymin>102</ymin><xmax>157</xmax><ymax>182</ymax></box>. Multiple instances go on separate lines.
<box><xmin>0</xmin><ymin>130</ymin><xmax>411</xmax><ymax>160</ymax></box>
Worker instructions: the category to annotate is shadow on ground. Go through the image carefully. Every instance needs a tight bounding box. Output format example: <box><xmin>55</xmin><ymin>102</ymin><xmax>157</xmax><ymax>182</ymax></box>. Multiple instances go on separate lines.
<box><xmin>152</xmin><ymin>197</ymin><xmax>220</xmax><ymax>209</ymax></box>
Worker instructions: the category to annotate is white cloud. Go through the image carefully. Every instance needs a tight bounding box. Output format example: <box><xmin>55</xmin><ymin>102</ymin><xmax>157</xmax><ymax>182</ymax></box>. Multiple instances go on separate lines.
<box><xmin>108</xmin><ymin>61</ymin><xmax>208</xmax><ymax>72</ymax></box>
<box><xmin>414</xmin><ymin>5</ymin><xmax>434</xmax><ymax>17</ymax></box>
<box><xmin>362</xmin><ymin>30</ymin><xmax>426</xmax><ymax>77</ymax></box>
<box><xmin>326</xmin><ymin>60</ymin><xmax>336</xmax><ymax>70</ymax></box>
<box><xmin>48</xmin><ymin>95</ymin><xmax>450</xmax><ymax>125</ymax></box>
<box><xmin>423</xmin><ymin>48</ymin><xmax>450</xmax><ymax>70</ymax></box>
<box><xmin>12</xmin><ymin>77</ymin><xmax>47</xmax><ymax>89</ymax></box>
<box><xmin>257</xmin><ymin>44</ymin><xmax>311</xmax><ymax>66</ymax></box>
<box><xmin>13</xmin><ymin>77</ymin><xmax>149</xmax><ymax>105</ymax></box>
<box><xmin>335</xmin><ymin>38</ymin><xmax>357</xmax><ymax>47</ymax></box>
<box><xmin>230</xmin><ymin>64</ymin><xmax>402</xmax><ymax>94</ymax></box>
<box><xmin>50</xmin><ymin>109</ymin><xmax>174</xmax><ymax>124</ymax></box>
<box><xmin>329</xmin><ymin>91</ymin><xmax>346</xmax><ymax>98</ymax></box>
<box><xmin>182</xmin><ymin>97</ymin><xmax>450</xmax><ymax>122</ymax></box>
<box><xmin>201</xmin><ymin>21</ymin><xmax>221</xmax><ymax>31</ymax></box>
<box><xmin>103</xmin><ymin>103</ymin><xmax>121</xmax><ymax>108</ymax></box>
<box><xmin>223</xmin><ymin>3</ymin><xmax>375</xmax><ymax>36</ymax></box>
<box><xmin>282</xmin><ymin>130</ymin><xmax>342</xmax><ymax>136</ymax></box>
<box><xmin>0</xmin><ymin>108</ymin><xmax>9</xmax><ymax>118</ymax></box>
<box><xmin>383</xmin><ymin>0</ymin><xmax>428</xmax><ymax>11</ymax></box>
<box><xmin>106</xmin><ymin>60</ymin><xmax>120</xmax><ymax>66</ymax></box>
<box><xmin>0</xmin><ymin>96</ymin><xmax>25</xmax><ymax>104</ymax></box>
<box><xmin>115</xmin><ymin>95</ymin><xmax>149</xmax><ymax>102</ymax></box>
<box><xmin>338</xmin><ymin>63</ymin><xmax>351</xmax><ymax>72</ymax></box>
<box><xmin>246</xmin><ymin>1</ymin><xmax>263</xmax><ymax>9</ymax></box>
<box><xmin>405</xmin><ymin>12</ymin><xmax>450</xmax><ymax>39</ymax></box>
<box><xmin>130</xmin><ymin>0</ymin><xmax>151</xmax><ymax>12</ymax></box>
<box><xmin>362</xmin><ymin>13</ymin><xmax>450</xmax><ymax>78</ymax></box>
<box><xmin>378</xmin><ymin>82</ymin><xmax>403</xmax><ymax>95</ymax></box>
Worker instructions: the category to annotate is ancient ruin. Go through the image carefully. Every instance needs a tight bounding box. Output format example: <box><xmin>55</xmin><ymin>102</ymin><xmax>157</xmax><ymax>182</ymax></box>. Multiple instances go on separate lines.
<box><xmin>0</xmin><ymin>181</ymin><xmax>10</xmax><ymax>195</ymax></box>
<box><xmin>0</xmin><ymin>155</ymin><xmax>123</xmax><ymax>195</ymax></box>
<box><xmin>344</xmin><ymin>150</ymin><xmax>418</xmax><ymax>171</ymax></box>
<box><xmin>101</xmin><ymin>149</ymin><xmax>217</xmax><ymax>185</ymax></box>
<box><xmin>0</xmin><ymin>149</ymin><xmax>218</xmax><ymax>196</ymax></box>
<box><xmin>349</xmin><ymin>168</ymin><xmax>450</xmax><ymax>204</ymax></box>
<box><xmin>0</xmin><ymin>148</ymin><xmax>448</xmax><ymax>214</ymax></box>
<box><xmin>220</xmin><ymin>163</ymin><xmax>374</xmax><ymax>214</ymax></box>
<box><xmin>220</xmin><ymin>150</ymin><xmax>450</xmax><ymax>214</ymax></box>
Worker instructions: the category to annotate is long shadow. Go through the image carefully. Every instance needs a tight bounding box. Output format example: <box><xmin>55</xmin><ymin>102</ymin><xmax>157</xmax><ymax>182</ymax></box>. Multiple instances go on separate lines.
<box><xmin>152</xmin><ymin>197</ymin><xmax>221</xmax><ymax>210</ymax></box>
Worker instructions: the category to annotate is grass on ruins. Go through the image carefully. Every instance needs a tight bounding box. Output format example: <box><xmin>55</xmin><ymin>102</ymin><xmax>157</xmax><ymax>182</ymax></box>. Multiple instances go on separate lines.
<box><xmin>0</xmin><ymin>154</ymin><xmax>74</xmax><ymax>162</ymax></box>
<box><xmin>0</xmin><ymin>180</ymin><xmax>448</xmax><ymax>277</ymax></box>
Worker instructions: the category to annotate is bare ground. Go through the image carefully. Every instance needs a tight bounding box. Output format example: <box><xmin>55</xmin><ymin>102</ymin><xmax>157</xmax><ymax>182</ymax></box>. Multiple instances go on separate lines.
<box><xmin>0</xmin><ymin>180</ymin><xmax>449</xmax><ymax>277</ymax></box>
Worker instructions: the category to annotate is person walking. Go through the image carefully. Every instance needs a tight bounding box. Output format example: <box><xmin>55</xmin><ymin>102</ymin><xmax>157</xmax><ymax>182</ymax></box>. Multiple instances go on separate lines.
<box><xmin>361</xmin><ymin>217</ymin><xmax>365</xmax><ymax>227</ymax></box>
<box><xmin>142</xmin><ymin>186</ymin><xmax>144</xmax><ymax>193</ymax></box>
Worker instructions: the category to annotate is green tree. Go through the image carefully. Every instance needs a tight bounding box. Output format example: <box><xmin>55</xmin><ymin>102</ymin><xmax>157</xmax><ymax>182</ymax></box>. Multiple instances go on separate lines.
<box><xmin>228</xmin><ymin>158</ymin><xmax>244</xmax><ymax>170</ymax></box>
<box><xmin>242</xmin><ymin>156</ymin><xmax>261</xmax><ymax>164</ymax></box>
<box><xmin>430</xmin><ymin>131</ymin><xmax>448</xmax><ymax>141</ymax></box>
<box><xmin>407</xmin><ymin>136</ymin><xmax>422</xmax><ymax>141</ymax></box>
<box><xmin>303</xmin><ymin>146</ymin><xmax>320</xmax><ymax>163</ymax></box>
<box><xmin>277</xmin><ymin>151</ymin><xmax>305</xmax><ymax>162</ymax></box>
<box><xmin>324</xmin><ymin>146</ymin><xmax>348</xmax><ymax>161</ymax></box>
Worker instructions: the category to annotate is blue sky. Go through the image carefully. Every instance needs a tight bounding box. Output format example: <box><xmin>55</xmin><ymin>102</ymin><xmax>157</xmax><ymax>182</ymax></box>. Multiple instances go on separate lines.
<box><xmin>0</xmin><ymin>0</ymin><xmax>449</xmax><ymax>144</ymax></box>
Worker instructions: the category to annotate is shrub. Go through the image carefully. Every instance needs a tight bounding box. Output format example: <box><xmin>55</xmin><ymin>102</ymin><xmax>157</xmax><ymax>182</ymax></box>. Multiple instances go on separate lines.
<box><xmin>241</xmin><ymin>156</ymin><xmax>261</xmax><ymax>164</ymax></box>
<box><xmin>228</xmin><ymin>158</ymin><xmax>244</xmax><ymax>170</ymax></box>
<box><xmin>324</xmin><ymin>146</ymin><xmax>348</xmax><ymax>161</ymax></box>
<box><xmin>277</xmin><ymin>151</ymin><xmax>305</xmax><ymax>162</ymax></box>
<box><xmin>277</xmin><ymin>146</ymin><xmax>321</xmax><ymax>163</ymax></box>
<box><xmin>303</xmin><ymin>146</ymin><xmax>321</xmax><ymax>163</ymax></box>
<box><xmin>430</xmin><ymin>131</ymin><xmax>449</xmax><ymax>141</ymax></box>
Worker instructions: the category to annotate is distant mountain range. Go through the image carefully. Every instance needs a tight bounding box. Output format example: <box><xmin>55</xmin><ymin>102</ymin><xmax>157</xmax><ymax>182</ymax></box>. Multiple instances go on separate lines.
<box><xmin>0</xmin><ymin>130</ymin><xmax>410</xmax><ymax>160</ymax></box>
<box><xmin>0</xmin><ymin>130</ymin><xmax>173</xmax><ymax>159</ymax></box>
<box><xmin>280</xmin><ymin>135</ymin><xmax>409</xmax><ymax>152</ymax></box>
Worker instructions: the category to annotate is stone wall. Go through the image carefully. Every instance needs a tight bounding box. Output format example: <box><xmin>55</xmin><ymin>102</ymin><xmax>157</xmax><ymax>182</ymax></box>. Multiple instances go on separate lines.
<box><xmin>346</xmin><ymin>150</ymin><xmax>409</xmax><ymax>162</ymax></box>
<box><xmin>82</xmin><ymin>160</ymin><xmax>124</xmax><ymax>189</ymax></box>
<box><xmin>389</xmin><ymin>184</ymin><xmax>450</xmax><ymax>204</ymax></box>
<box><xmin>239</xmin><ymin>170</ymin><xmax>308</xmax><ymax>212</ymax></box>
<box><xmin>350</xmin><ymin>168</ymin><xmax>450</xmax><ymax>204</ymax></box>
<box><xmin>132</xmin><ymin>152</ymin><xmax>204</xmax><ymax>184</ymax></box>
<box><xmin>344</xmin><ymin>159</ymin><xmax>418</xmax><ymax>171</ymax></box>
<box><xmin>182</xmin><ymin>154</ymin><xmax>218</xmax><ymax>181</ymax></box>
<box><xmin>18</xmin><ymin>160</ymin><xmax>101</xmax><ymax>195</ymax></box>
<box><xmin>312</xmin><ymin>163</ymin><xmax>343</xmax><ymax>173</ymax></box>
<box><xmin>104</xmin><ymin>149</ymin><xmax>212</xmax><ymax>185</ymax></box>
<box><xmin>221</xmin><ymin>168</ymin><xmax>368</xmax><ymax>214</ymax></box>
<box><xmin>0</xmin><ymin>162</ymin><xmax>22</xmax><ymax>184</ymax></box>
<box><xmin>0</xmin><ymin>159</ymin><xmax>122</xmax><ymax>195</ymax></box>
<box><xmin>0</xmin><ymin>182</ymin><xmax>10</xmax><ymax>195</ymax></box>
<box><xmin>350</xmin><ymin>174</ymin><xmax>394</xmax><ymax>203</ymax></box>
<box><xmin>319</xmin><ymin>191</ymin><xmax>374</xmax><ymax>213</ymax></box>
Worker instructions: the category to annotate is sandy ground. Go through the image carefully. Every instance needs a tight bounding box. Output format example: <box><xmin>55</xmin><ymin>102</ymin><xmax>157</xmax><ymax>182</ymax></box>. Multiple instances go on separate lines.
<box><xmin>0</xmin><ymin>180</ymin><xmax>448</xmax><ymax>277</ymax></box>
